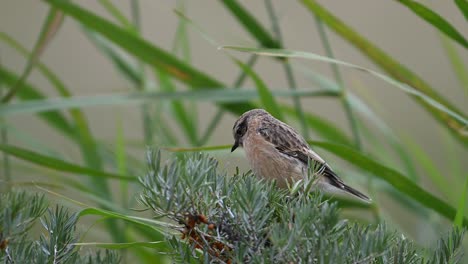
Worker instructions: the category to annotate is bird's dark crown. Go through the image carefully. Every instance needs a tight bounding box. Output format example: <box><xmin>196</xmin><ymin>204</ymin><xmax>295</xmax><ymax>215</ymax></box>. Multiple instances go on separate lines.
<box><xmin>232</xmin><ymin>109</ymin><xmax>270</xmax><ymax>150</ymax></box>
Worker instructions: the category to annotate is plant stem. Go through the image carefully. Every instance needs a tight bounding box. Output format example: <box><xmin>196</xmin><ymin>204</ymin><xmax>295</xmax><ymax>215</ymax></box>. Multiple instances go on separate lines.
<box><xmin>264</xmin><ymin>0</ymin><xmax>309</xmax><ymax>138</ymax></box>
<box><xmin>198</xmin><ymin>55</ymin><xmax>258</xmax><ymax>145</ymax></box>
<box><xmin>313</xmin><ymin>17</ymin><xmax>377</xmax><ymax>220</ymax></box>
<box><xmin>314</xmin><ymin>17</ymin><xmax>361</xmax><ymax>150</ymax></box>
<box><xmin>131</xmin><ymin>0</ymin><xmax>153</xmax><ymax>146</ymax></box>
<box><xmin>0</xmin><ymin>57</ymin><xmax>10</xmax><ymax>192</ymax></box>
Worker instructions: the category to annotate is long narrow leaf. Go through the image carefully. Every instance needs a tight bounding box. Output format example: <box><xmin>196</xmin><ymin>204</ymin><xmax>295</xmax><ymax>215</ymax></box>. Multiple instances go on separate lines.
<box><xmin>44</xmin><ymin>0</ymin><xmax>255</xmax><ymax>115</ymax></box>
<box><xmin>220</xmin><ymin>0</ymin><xmax>280</xmax><ymax>49</ymax></box>
<box><xmin>439</xmin><ymin>34</ymin><xmax>468</xmax><ymax>97</ymax></box>
<box><xmin>455</xmin><ymin>0</ymin><xmax>468</xmax><ymax>22</ymax></box>
<box><xmin>1</xmin><ymin>7</ymin><xmax>63</xmax><ymax>103</ymax></box>
<box><xmin>300</xmin><ymin>0</ymin><xmax>468</xmax><ymax>146</ymax></box>
<box><xmin>454</xmin><ymin>175</ymin><xmax>468</xmax><ymax>228</ymax></box>
<box><xmin>73</xmin><ymin>241</ymin><xmax>165</xmax><ymax>249</ymax></box>
<box><xmin>0</xmin><ymin>66</ymin><xmax>74</xmax><ymax>137</ymax></box>
<box><xmin>0</xmin><ymin>32</ymin><xmax>106</xmax><ymax>194</ymax></box>
<box><xmin>0</xmin><ymin>88</ymin><xmax>325</xmax><ymax>115</ymax></box>
<box><xmin>233</xmin><ymin>59</ymin><xmax>284</xmax><ymax>120</ymax></box>
<box><xmin>397</xmin><ymin>0</ymin><xmax>468</xmax><ymax>49</ymax></box>
<box><xmin>310</xmin><ymin>141</ymin><xmax>468</xmax><ymax>227</ymax></box>
<box><xmin>156</xmin><ymin>70</ymin><xmax>198</xmax><ymax>145</ymax></box>
<box><xmin>222</xmin><ymin>46</ymin><xmax>468</xmax><ymax>130</ymax></box>
<box><xmin>404</xmin><ymin>138</ymin><xmax>452</xmax><ymax>201</ymax></box>
<box><xmin>84</xmin><ymin>31</ymin><xmax>142</xmax><ymax>86</ymax></box>
<box><xmin>0</xmin><ymin>144</ymin><xmax>136</xmax><ymax>181</ymax></box>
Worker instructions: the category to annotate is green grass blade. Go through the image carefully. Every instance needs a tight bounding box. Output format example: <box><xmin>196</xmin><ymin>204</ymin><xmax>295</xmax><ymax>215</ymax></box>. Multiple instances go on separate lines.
<box><xmin>220</xmin><ymin>0</ymin><xmax>280</xmax><ymax>48</ymax></box>
<box><xmin>156</xmin><ymin>70</ymin><xmax>198</xmax><ymax>145</ymax></box>
<box><xmin>173</xmin><ymin>0</ymin><xmax>191</xmax><ymax>62</ymax></box>
<box><xmin>0</xmin><ymin>144</ymin><xmax>136</xmax><ymax>182</ymax></box>
<box><xmin>313</xmin><ymin>17</ymin><xmax>362</xmax><ymax>150</ymax></box>
<box><xmin>264</xmin><ymin>0</ymin><xmax>308</xmax><ymax>139</ymax></box>
<box><xmin>222</xmin><ymin>46</ymin><xmax>468</xmax><ymax>135</ymax></box>
<box><xmin>454</xmin><ymin>175</ymin><xmax>468</xmax><ymax>228</ymax></box>
<box><xmin>300</xmin><ymin>0</ymin><xmax>468</xmax><ymax>146</ymax></box>
<box><xmin>84</xmin><ymin>31</ymin><xmax>142</xmax><ymax>86</ymax></box>
<box><xmin>0</xmin><ymin>32</ymin><xmax>72</xmax><ymax>97</ymax></box>
<box><xmin>455</xmin><ymin>0</ymin><xmax>468</xmax><ymax>22</ymax></box>
<box><xmin>0</xmin><ymin>88</ymin><xmax>323</xmax><ymax>115</ymax></box>
<box><xmin>0</xmin><ymin>121</ymin><xmax>61</xmax><ymax>158</ymax></box>
<box><xmin>164</xmin><ymin>144</ymin><xmax>231</xmax><ymax>152</ymax></box>
<box><xmin>1</xmin><ymin>7</ymin><xmax>63</xmax><ymax>103</ymax></box>
<box><xmin>97</xmin><ymin>0</ymin><xmax>134</xmax><ymax>30</ymax></box>
<box><xmin>347</xmin><ymin>94</ymin><xmax>419</xmax><ymax>181</ymax></box>
<box><xmin>0</xmin><ymin>32</ymin><xmax>107</xmax><ymax>194</ymax></box>
<box><xmin>44</xmin><ymin>0</ymin><xmax>255</xmax><ymax>115</ymax></box>
<box><xmin>310</xmin><ymin>141</ymin><xmax>468</xmax><ymax>227</ymax></box>
<box><xmin>403</xmin><ymin>138</ymin><xmax>452</xmax><ymax>201</ymax></box>
<box><xmin>439</xmin><ymin>34</ymin><xmax>468</xmax><ymax>97</ymax></box>
<box><xmin>299</xmin><ymin>66</ymin><xmax>417</xmax><ymax>178</ymax></box>
<box><xmin>233</xmin><ymin>58</ymin><xmax>284</xmax><ymax>120</ymax></box>
<box><xmin>115</xmin><ymin>113</ymin><xmax>128</xmax><ymax>207</ymax></box>
<box><xmin>397</xmin><ymin>0</ymin><xmax>468</xmax><ymax>49</ymax></box>
<box><xmin>73</xmin><ymin>241</ymin><xmax>165</xmax><ymax>249</ymax></box>
<box><xmin>0</xmin><ymin>66</ymin><xmax>74</xmax><ymax>137</ymax></box>
<box><xmin>79</xmin><ymin>207</ymin><xmax>171</xmax><ymax>238</ymax></box>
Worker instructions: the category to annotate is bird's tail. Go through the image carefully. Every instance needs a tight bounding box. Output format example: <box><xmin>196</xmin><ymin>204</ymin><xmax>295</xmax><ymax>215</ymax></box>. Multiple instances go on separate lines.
<box><xmin>342</xmin><ymin>183</ymin><xmax>371</xmax><ymax>203</ymax></box>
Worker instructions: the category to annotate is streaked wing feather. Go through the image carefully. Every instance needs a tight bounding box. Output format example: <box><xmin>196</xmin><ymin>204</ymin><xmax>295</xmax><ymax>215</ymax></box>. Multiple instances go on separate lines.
<box><xmin>256</xmin><ymin>120</ymin><xmax>370</xmax><ymax>201</ymax></box>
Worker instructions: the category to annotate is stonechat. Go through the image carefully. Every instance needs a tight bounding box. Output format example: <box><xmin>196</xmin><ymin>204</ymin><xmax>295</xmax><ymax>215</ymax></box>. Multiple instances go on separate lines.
<box><xmin>231</xmin><ymin>109</ymin><xmax>370</xmax><ymax>202</ymax></box>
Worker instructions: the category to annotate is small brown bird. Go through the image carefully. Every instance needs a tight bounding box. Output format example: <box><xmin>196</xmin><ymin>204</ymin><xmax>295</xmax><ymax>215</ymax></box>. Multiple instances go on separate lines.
<box><xmin>231</xmin><ymin>109</ymin><xmax>370</xmax><ymax>202</ymax></box>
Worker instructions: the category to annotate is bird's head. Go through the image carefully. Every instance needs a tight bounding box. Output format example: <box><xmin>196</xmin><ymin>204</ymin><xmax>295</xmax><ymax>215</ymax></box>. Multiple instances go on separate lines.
<box><xmin>231</xmin><ymin>109</ymin><xmax>269</xmax><ymax>152</ymax></box>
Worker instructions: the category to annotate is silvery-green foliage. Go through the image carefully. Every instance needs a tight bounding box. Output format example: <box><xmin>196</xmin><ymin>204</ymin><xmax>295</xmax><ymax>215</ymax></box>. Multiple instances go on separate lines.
<box><xmin>0</xmin><ymin>192</ymin><xmax>120</xmax><ymax>264</ymax></box>
<box><xmin>140</xmin><ymin>150</ymin><xmax>465</xmax><ymax>263</ymax></box>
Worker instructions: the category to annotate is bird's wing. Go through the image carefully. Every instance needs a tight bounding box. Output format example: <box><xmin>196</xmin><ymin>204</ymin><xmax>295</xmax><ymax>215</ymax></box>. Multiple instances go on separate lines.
<box><xmin>257</xmin><ymin>120</ymin><xmax>370</xmax><ymax>201</ymax></box>
<box><xmin>256</xmin><ymin>119</ymin><xmax>325</xmax><ymax>165</ymax></box>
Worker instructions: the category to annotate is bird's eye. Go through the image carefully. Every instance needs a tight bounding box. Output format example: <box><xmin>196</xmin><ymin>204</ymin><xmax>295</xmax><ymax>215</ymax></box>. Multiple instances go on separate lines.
<box><xmin>236</xmin><ymin>129</ymin><xmax>243</xmax><ymax>136</ymax></box>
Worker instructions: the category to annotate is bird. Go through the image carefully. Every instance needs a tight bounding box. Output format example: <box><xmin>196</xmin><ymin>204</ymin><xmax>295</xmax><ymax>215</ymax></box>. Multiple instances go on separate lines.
<box><xmin>231</xmin><ymin>109</ymin><xmax>370</xmax><ymax>202</ymax></box>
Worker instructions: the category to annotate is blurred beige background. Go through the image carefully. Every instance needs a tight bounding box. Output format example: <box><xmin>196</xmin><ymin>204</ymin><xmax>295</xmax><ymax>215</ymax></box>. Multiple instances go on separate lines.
<box><xmin>1</xmin><ymin>1</ymin><xmax>467</xmax><ymax>209</ymax></box>
<box><xmin>1</xmin><ymin>0</ymin><xmax>468</xmax><ymax>247</ymax></box>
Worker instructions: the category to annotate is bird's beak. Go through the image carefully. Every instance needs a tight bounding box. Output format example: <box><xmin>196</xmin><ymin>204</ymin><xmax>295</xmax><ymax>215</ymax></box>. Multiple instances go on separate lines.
<box><xmin>231</xmin><ymin>140</ymin><xmax>239</xmax><ymax>152</ymax></box>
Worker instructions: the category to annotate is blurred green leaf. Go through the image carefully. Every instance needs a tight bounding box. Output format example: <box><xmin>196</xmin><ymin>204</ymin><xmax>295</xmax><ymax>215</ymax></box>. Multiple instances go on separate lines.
<box><xmin>156</xmin><ymin>70</ymin><xmax>198</xmax><ymax>145</ymax></box>
<box><xmin>454</xmin><ymin>175</ymin><xmax>468</xmax><ymax>228</ymax></box>
<box><xmin>404</xmin><ymin>138</ymin><xmax>452</xmax><ymax>201</ymax></box>
<box><xmin>0</xmin><ymin>88</ymin><xmax>324</xmax><ymax>115</ymax></box>
<box><xmin>0</xmin><ymin>144</ymin><xmax>136</xmax><ymax>182</ymax></box>
<box><xmin>233</xmin><ymin>58</ymin><xmax>284</xmax><ymax>120</ymax></box>
<box><xmin>0</xmin><ymin>66</ymin><xmax>74</xmax><ymax>137</ymax></box>
<box><xmin>310</xmin><ymin>141</ymin><xmax>468</xmax><ymax>227</ymax></box>
<box><xmin>347</xmin><ymin>94</ymin><xmax>419</xmax><ymax>180</ymax></box>
<box><xmin>97</xmin><ymin>0</ymin><xmax>134</xmax><ymax>30</ymax></box>
<box><xmin>44</xmin><ymin>0</ymin><xmax>255</xmax><ymax>115</ymax></box>
<box><xmin>115</xmin><ymin>113</ymin><xmax>128</xmax><ymax>207</ymax></box>
<box><xmin>165</xmin><ymin>144</ymin><xmax>231</xmax><ymax>152</ymax></box>
<box><xmin>1</xmin><ymin>7</ymin><xmax>63</xmax><ymax>103</ymax></box>
<box><xmin>223</xmin><ymin>46</ymin><xmax>468</xmax><ymax>137</ymax></box>
<box><xmin>0</xmin><ymin>31</ymin><xmax>107</xmax><ymax>196</ymax></box>
<box><xmin>299</xmin><ymin>67</ymin><xmax>418</xmax><ymax>179</ymax></box>
<box><xmin>455</xmin><ymin>0</ymin><xmax>468</xmax><ymax>22</ymax></box>
<box><xmin>397</xmin><ymin>0</ymin><xmax>468</xmax><ymax>49</ymax></box>
<box><xmin>439</xmin><ymin>34</ymin><xmax>468</xmax><ymax>97</ymax></box>
<box><xmin>79</xmin><ymin>207</ymin><xmax>171</xmax><ymax>238</ymax></box>
<box><xmin>220</xmin><ymin>0</ymin><xmax>280</xmax><ymax>49</ymax></box>
<box><xmin>84</xmin><ymin>31</ymin><xmax>142</xmax><ymax>86</ymax></box>
<box><xmin>300</xmin><ymin>0</ymin><xmax>468</xmax><ymax>146</ymax></box>
<box><xmin>73</xmin><ymin>241</ymin><xmax>165</xmax><ymax>249</ymax></box>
